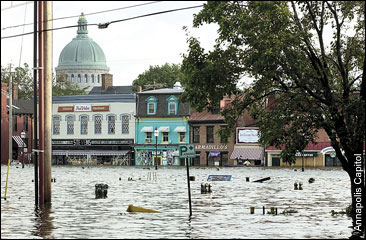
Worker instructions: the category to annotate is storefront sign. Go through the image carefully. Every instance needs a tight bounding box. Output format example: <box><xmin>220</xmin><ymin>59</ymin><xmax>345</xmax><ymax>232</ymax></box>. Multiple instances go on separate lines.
<box><xmin>237</xmin><ymin>129</ymin><xmax>259</xmax><ymax>143</ymax></box>
<box><xmin>75</xmin><ymin>105</ymin><xmax>91</xmax><ymax>112</ymax></box>
<box><xmin>92</xmin><ymin>105</ymin><xmax>109</xmax><ymax>112</ymax></box>
<box><xmin>58</xmin><ymin>106</ymin><xmax>74</xmax><ymax>112</ymax></box>
<box><xmin>295</xmin><ymin>152</ymin><xmax>318</xmax><ymax>157</ymax></box>
<box><xmin>195</xmin><ymin>145</ymin><xmax>227</xmax><ymax>150</ymax></box>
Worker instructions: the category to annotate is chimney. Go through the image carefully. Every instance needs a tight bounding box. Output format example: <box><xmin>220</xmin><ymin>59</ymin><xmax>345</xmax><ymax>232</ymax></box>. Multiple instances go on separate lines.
<box><xmin>12</xmin><ymin>83</ymin><xmax>18</xmax><ymax>99</ymax></box>
<box><xmin>101</xmin><ymin>74</ymin><xmax>113</xmax><ymax>91</ymax></box>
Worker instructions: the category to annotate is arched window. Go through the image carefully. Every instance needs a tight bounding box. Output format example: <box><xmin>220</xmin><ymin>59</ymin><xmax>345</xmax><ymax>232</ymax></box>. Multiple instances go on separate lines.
<box><xmin>77</xmin><ymin>74</ymin><xmax>81</xmax><ymax>83</ymax></box>
<box><xmin>93</xmin><ymin>114</ymin><xmax>103</xmax><ymax>134</ymax></box>
<box><xmin>53</xmin><ymin>116</ymin><xmax>61</xmax><ymax>135</ymax></box>
<box><xmin>66</xmin><ymin>115</ymin><xmax>75</xmax><ymax>134</ymax></box>
<box><xmin>107</xmin><ymin>114</ymin><xmax>116</xmax><ymax>134</ymax></box>
<box><xmin>80</xmin><ymin>115</ymin><xmax>88</xmax><ymax>134</ymax></box>
<box><xmin>120</xmin><ymin>114</ymin><xmax>130</xmax><ymax>134</ymax></box>
<box><xmin>97</xmin><ymin>75</ymin><xmax>100</xmax><ymax>83</ymax></box>
<box><xmin>71</xmin><ymin>74</ymin><xmax>75</xmax><ymax>83</ymax></box>
<box><xmin>91</xmin><ymin>74</ymin><xmax>95</xmax><ymax>83</ymax></box>
<box><xmin>84</xmin><ymin>74</ymin><xmax>88</xmax><ymax>83</ymax></box>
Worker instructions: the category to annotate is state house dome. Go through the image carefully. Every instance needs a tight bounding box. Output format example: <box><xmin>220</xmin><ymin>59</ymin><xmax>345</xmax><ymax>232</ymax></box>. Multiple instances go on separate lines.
<box><xmin>56</xmin><ymin>13</ymin><xmax>110</xmax><ymax>92</ymax></box>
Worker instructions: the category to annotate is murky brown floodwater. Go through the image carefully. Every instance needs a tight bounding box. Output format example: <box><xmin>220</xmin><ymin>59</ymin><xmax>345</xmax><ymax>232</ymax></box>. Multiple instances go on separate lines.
<box><xmin>1</xmin><ymin>165</ymin><xmax>353</xmax><ymax>239</ymax></box>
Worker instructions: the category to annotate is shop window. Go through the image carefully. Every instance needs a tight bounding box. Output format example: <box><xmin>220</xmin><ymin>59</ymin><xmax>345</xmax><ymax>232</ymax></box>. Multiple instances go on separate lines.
<box><xmin>84</xmin><ymin>74</ymin><xmax>88</xmax><ymax>83</ymax></box>
<box><xmin>24</xmin><ymin>116</ymin><xmax>28</xmax><ymax>132</ymax></box>
<box><xmin>77</xmin><ymin>74</ymin><xmax>81</xmax><ymax>83</ymax></box>
<box><xmin>91</xmin><ymin>74</ymin><xmax>94</xmax><ymax>83</ymax></box>
<box><xmin>13</xmin><ymin>117</ymin><xmax>17</xmax><ymax>132</ymax></box>
<box><xmin>71</xmin><ymin>74</ymin><xmax>74</xmax><ymax>83</ymax></box>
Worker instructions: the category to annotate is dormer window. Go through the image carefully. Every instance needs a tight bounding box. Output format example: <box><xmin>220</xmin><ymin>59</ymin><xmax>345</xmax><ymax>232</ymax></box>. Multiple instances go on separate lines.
<box><xmin>146</xmin><ymin>96</ymin><xmax>157</xmax><ymax>115</ymax></box>
<box><xmin>166</xmin><ymin>96</ymin><xmax>178</xmax><ymax>115</ymax></box>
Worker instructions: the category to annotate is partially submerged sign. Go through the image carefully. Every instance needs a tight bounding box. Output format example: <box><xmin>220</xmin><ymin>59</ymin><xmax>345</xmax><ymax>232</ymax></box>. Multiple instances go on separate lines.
<box><xmin>207</xmin><ymin>175</ymin><xmax>232</xmax><ymax>181</ymax></box>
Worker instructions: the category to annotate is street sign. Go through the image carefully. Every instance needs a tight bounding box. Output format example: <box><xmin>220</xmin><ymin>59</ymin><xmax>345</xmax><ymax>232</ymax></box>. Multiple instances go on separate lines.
<box><xmin>179</xmin><ymin>144</ymin><xmax>196</xmax><ymax>158</ymax></box>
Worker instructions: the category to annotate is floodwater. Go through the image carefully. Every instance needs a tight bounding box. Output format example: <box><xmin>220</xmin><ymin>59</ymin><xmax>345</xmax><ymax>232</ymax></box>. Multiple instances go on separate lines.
<box><xmin>1</xmin><ymin>165</ymin><xmax>353</xmax><ymax>239</ymax></box>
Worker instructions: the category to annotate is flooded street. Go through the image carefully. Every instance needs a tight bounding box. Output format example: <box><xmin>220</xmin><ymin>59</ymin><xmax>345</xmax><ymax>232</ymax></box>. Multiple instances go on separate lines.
<box><xmin>1</xmin><ymin>165</ymin><xmax>353</xmax><ymax>239</ymax></box>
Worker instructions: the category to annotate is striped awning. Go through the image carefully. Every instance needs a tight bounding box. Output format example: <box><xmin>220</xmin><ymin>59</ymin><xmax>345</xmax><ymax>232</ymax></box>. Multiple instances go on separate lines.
<box><xmin>174</xmin><ymin>126</ymin><xmax>186</xmax><ymax>132</ymax></box>
<box><xmin>141</xmin><ymin>126</ymin><xmax>153</xmax><ymax>132</ymax></box>
<box><xmin>158</xmin><ymin>126</ymin><xmax>170</xmax><ymax>132</ymax></box>
<box><xmin>13</xmin><ymin>136</ymin><xmax>26</xmax><ymax>147</ymax></box>
<box><xmin>52</xmin><ymin>150</ymin><xmax>129</xmax><ymax>156</ymax></box>
<box><xmin>230</xmin><ymin>147</ymin><xmax>263</xmax><ymax>160</ymax></box>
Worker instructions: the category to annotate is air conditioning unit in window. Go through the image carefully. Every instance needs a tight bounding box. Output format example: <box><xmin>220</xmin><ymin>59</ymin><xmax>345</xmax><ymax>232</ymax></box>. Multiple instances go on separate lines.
<box><xmin>145</xmin><ymin>138</ymin><xmax>152</xmax><ymax>143</ymax></box>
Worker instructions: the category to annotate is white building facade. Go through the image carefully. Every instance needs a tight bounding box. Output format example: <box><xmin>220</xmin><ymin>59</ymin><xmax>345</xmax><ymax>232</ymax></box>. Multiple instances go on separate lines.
<box><xmin>52</xmin><ymin>94</ymin><xmax>136</xmax><ymax>165</ymax></box>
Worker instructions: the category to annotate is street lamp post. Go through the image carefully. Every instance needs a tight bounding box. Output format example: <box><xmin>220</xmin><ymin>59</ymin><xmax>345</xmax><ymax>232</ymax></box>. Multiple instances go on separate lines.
<box><xmin>21</xmin><ymin>130</ymin><xmax>26</xmax><ymax>169</ymax></box>
<box><xmin>154</xmin><ymin>127</ymin><xmax>159</xmax><ymax>170</ymax></box>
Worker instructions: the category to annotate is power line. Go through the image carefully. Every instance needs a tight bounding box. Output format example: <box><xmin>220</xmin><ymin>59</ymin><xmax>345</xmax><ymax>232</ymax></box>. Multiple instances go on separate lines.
<box><xmin>1</xmin><ymin>4</ymin><xmax>203</xmax><ymax>40</ymax></box>
<box><xmin>1</xmin><ymin>1</ymin><xmax>163</xmax><ymax>31</ymax></box>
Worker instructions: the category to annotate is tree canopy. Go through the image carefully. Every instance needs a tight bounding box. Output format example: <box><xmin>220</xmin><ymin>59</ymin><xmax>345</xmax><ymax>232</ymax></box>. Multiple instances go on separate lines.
<box><xmin>181</xmin><ymin>1</ymin><xmax>364</xmax><ymax>236</ymax></box>
<box><xmin>1</xmin><ymin>63</ymin><xmax>87</xmax><ymax>99</ymax></box>
<box><xmin>131</xmin><ymin>63</ymin><xmax>184</xmax><ymax>92</ymax></box>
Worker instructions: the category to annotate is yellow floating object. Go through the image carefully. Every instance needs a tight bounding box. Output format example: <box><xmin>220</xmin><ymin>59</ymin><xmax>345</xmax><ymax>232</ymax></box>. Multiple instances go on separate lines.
<box><xmin>126</xmin><ymin>204</ymin><xmax>159</xmax><ymax>213</ymax></box>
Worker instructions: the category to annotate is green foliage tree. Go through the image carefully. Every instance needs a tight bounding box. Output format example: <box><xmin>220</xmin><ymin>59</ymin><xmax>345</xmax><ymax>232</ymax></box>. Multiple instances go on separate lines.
<box><xmin>181</xmin><ymin>1</ymin><xmax>365</xmax><ymax>236</ymax></box>
<box><xmin>131</xmin><ymin>63</ymin><xmax>184</xmax><ymax>92</ymax></box>
<box><xmin>1</xmin><ymin>64</ymin><xmax>87</xmax><ymax>98</ymax></box>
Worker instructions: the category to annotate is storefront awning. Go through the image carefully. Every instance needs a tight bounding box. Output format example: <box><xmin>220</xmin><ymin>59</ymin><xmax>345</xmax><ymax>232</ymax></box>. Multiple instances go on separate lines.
<box><xmin>174</xmin><ymin>126</ymin><xmax>186</xmax><ymax>132</ymax></box>
<box><xmin>141</xmin><ymin>126</ymin><xmax>153</xmax><ymax>132</ymax></box>
<box><xmin>12</xmin><ymin>136</ymin><xmax>26</xmax><ymax>147</ymax></box>
<box><xmin>158</xmin><ymin>126</ymin><xmax>170</xmax><ymax>132</ymax></box>
<box><xmin>230</xmin><ymin>147</ymin><xmax>263</xmax><ymax>160</ymax></box>
<box><xmin>52</xmin><ymin>150</ymin><xmax>130</xmax><ymax>156</ymax></box>
<box><xmin>209</xmin><ymin>151</ymin><xmax>220</xmax><ymax>157</ymax></box>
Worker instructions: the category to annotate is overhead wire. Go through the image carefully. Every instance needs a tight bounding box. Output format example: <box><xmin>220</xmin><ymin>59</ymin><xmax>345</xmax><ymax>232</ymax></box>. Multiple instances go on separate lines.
<box><xmin>1</xmin><ymin>4</ymin><xmax>203</xmax><ymax>40</ymax></box>
<box><xmin>1</xmin><ymin>1</ymin><xmax>163</xmax><ymax>31</ymax></box>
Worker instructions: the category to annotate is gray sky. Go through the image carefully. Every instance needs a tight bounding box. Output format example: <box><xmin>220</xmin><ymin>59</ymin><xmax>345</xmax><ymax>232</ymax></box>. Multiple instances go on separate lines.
<box><xmin>1</xmin><ymin>1</ymin><xmax>218</xmax><ymax>86</ymax></box>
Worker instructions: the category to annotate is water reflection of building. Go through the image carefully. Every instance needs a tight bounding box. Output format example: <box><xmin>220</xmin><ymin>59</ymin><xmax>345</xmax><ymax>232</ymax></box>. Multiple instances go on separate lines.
<box><xmin>51</xmin><ymin>81</ymin><xmax>136</xmax><ymax>165</ymax></box>
<box><xmin>134</xmin><ymin>85</ymin><xmax>190</xmax><ymax>166</ymax></box>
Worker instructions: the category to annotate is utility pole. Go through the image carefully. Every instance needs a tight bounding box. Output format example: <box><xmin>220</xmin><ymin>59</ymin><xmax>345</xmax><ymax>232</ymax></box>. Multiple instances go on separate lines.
<box><xmin>33</xmin><ymin>0</ymin><xmax>38</xmax><ymax>206</ymax></box>
<box><xmin>44</xmin><ymin>0</ymin><xmax>53</xmax><ymax>203</ymax></box>
<box><xmin>8</xmin><ymin>64</ymin><xmax>13</xmax><ymax>165</ymax></box>
<box><xmin>38</xmin><ymin>0</ymin><xmax>45</xmax><ymax>205</ymax></box>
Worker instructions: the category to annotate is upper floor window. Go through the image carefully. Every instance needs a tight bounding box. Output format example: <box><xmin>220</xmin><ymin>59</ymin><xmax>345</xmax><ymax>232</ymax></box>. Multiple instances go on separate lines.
<box><xmin>193</xmin><ymin>127</ymin><xmax>200</xmax><ymax>143</ymax></box>
<box><xmin>84</xmin><ymin>74</ymin><xmax>88</xmax><ymax>83</ymax></box>
<box><xmin>108</xmin><ymin>115</ymin><xmax>116</xmax><ymax>134</ymax></box>
<box><xmin>146</xmin><ymin>132</ymin><xmax>152</xmax><ymax>143</ymax></box>
<box><xmin>121</xmin><ymin>114</ymin><xmax>130</xmax><ymax>134</ymax></box>
<box><xmin>166</xmin><ymin>96</ymin><xmax>178</xmax><ymax>115</ymax></box>
<box><xmin>146</xmin><ymin>96</ymin><xmax>157</xmax><ymax>115</ymax></box>
<box><xmin>24</xmin><ymin>116</ymin><xmax>28</xmax><ymax>132</ymax></box>
<box><xmin>206</xmin><ymin>126</ymin><xmax>214</xmax><ymax>143</ymax></box>
<box><xmin>91</xmin><ymin>74</ymin><xmax>95</xmax><ymax>83</ymax></box>
<box><xmin>80</xmin><ymin>115</ymin><xmax>88</xmax><ymax>135</ymax></box>
<box><xmin>66</xmin><ymin>115</ymin><xmax>74</xmax><ymax>134</ymax></box>
<box><xmin>162</xmin><ymin>132</ymin><xmax>169</xmax><ymax>143</ymax></box>
<box><xmin>13</xmin><ymin>117</ymin><xmax>17</xmax><ymax>132</ymax></box>
<box><xmin>179</xmin><ymin>132</ymin><xmax>186</xmax><ymax>143</ymax></box>
<box><xmin>77</xmin><ymin>74</ymin><xmax>81</xmax><ymax>83</ymax></box>
<box><xmin>220</xmin><ymin>125</ymin><xmax>228</xmax><ymax>143</ymax></box>
<box><xmin>53</xmin><ymin>116</ymin><xmax>60</xmax><ymax>135</ymax></box>
<box><xmin>94</xmin><ymin>115</ymin><xmax>102</xmax><ymax>134</ymax></box>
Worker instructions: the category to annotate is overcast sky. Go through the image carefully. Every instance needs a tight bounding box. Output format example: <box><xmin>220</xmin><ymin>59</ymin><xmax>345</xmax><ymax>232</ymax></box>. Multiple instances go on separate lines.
<box><xmin>1</xmin><ymin>1</ymin><xmax>218</xmax><ymax>86</ymax></box>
